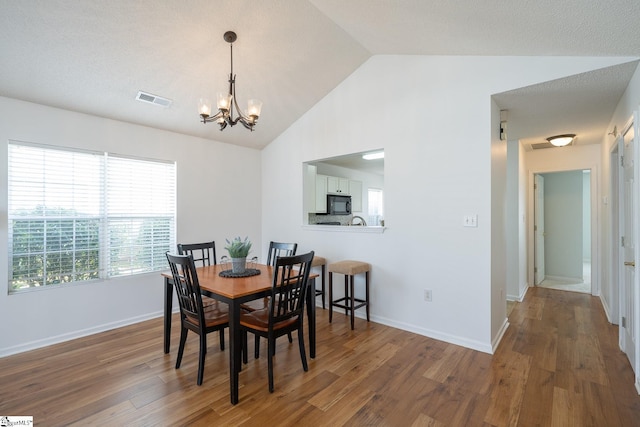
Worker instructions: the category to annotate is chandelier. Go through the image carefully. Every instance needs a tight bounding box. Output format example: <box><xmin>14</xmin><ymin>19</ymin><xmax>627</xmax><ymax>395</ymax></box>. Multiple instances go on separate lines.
<box><xmin>198</xmin><ymin>31</ymin><xmax>262</xmax><ymax>131</ymax></box>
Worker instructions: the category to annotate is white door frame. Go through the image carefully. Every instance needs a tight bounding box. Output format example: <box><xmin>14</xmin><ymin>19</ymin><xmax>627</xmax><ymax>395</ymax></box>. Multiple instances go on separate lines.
<box><xmin>610</xmin><ymin>138</ymin><xmax>621</xmax><ymax>324</ymax></box>
<box><xmin>527</xmin><ymin>166</ymin><xmax>599</xmax><ymax>296</ymax></box>
<box><xmin>534</xmin><ymin>174</ymin><xmax>545</xmax><ymax>285</ymax></box>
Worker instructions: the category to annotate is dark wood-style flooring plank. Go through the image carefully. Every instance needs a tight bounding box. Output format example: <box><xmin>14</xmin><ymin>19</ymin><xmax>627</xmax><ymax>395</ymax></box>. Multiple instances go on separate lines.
<box><xmin>1</xmin><ymin>286</ymin><xmax>639</xmax><ymax>426</ymax></box>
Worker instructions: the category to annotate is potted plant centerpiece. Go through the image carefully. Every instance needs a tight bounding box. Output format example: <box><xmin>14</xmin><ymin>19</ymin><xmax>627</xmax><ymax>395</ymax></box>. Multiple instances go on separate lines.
<box><xmin>225</xmin><ymin>236</ymin><xmax>252</xmax><ymax>273</ymax></box>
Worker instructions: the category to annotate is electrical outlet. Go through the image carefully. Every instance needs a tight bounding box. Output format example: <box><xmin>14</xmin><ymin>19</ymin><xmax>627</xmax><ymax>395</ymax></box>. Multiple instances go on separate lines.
<box><xmin>424</xmin><ymin>289</ymin><xmax>432</xmax><ymax>302</ymax></box>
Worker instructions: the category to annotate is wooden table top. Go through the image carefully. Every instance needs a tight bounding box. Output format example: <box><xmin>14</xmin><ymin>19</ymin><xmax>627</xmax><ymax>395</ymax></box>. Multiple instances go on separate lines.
<box><xmin>162</xmin><ymin>263</ymin><xmax>317</xmax><ymax>300</ymax></box>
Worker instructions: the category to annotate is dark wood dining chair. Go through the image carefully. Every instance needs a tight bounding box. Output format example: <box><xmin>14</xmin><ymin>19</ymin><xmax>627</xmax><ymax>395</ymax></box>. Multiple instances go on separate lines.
<box><xmin>243</xmin><ymin>241</ymin><xmax>298</xmax><ymax>358</ymax></box>
<box><xmin>166</xmin><ymin>252</ymin><xmax>229</xmax><ymax>386</ymax></box>
<box><xmin>177</xmin><ymin>241</ymin><xmax>226</xmax><ymax>347</ymax></box>
<box><xmin>266</xmin><ymin>241</ymin><xmax>298</xmax><ymax>266</ymax></box>
<box><xmin>240</xmin><ymin>251</ymin><xmax>314</xmax><ymax>392</ymax></box>
<box><xmin>177</xmin><ymin>241</ymin><xmax>217</xmax><ymax>266</ymax></box>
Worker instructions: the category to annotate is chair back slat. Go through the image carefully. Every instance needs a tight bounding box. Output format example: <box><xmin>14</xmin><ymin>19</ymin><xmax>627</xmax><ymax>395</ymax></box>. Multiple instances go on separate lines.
<box><xmin>166</xmin><ymin>252</ymin><xmax>205</xmax><ymax>324</ymax></box>
<box><xmin>266</xmin><ymin>241</ymin><xmax>297</xmax><ymax>266</ymax></box>
<box><xmin>269</xmin><ymin>251</ymin><xmax>314</xmax><ymax>328</ymax></box>
<box><xmin>177</xmin><ymin>241</ymin><xmax>217</xmax><ymax>267</ymax></box>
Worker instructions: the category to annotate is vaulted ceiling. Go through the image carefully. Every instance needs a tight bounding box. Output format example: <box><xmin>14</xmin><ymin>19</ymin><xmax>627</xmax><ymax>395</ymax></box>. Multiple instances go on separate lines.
<box><xmin>1</xmin><ymin>0</ymin><xmax>639</xmax><ymax>150</ymax></box>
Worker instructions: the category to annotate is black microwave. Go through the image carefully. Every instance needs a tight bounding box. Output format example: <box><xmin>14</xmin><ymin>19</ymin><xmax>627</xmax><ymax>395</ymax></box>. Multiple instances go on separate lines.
<box><xmin>327</xmin><ymin>194</ymin><xmax>352</xmax><ymax>215</ymax></box>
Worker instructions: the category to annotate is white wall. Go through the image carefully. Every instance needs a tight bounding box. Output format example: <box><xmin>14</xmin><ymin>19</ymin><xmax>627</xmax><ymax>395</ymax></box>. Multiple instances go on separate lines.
<box><xmin>506</xmin><ymin>140</ymin><xmax>529</xmax><ymax>301</ymax></box>
<box><xmin>0</xmin><ymin>97</ymin><xmax>262</xmax><ymax>356</ymax></box>
<box><xmin>261</xmin><ymin>55</ymin><xmax>630</xmax><ymax>353</ymax></box>
<box><xmin>600</xmin><ymin>64</ymin><xmax>640</xmax><ymax>391</ymax></box>
<box><xmin>601</xmin><ymin>65</ymin><xmax>640</xmax><ymax>323</ymax></box>
<box><xmin>490</xmin><ymin>99</ymin><xmax>509</xmax><ymax>349</ymax></box>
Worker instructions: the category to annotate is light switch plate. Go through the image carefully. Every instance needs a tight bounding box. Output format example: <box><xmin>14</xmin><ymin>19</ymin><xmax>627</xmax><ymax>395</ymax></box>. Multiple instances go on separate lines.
<box><xmin>463</xmin><ymin>214</ymin><xmax>478</xmax><ymax>227</ymax></box>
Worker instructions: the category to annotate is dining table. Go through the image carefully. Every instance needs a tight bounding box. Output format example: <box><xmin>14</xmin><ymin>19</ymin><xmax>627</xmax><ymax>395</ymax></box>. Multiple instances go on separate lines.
<box><xmin>161</xmin><ymin>262</ymin><xmax>317</xmax><ymax>405</ymax></box>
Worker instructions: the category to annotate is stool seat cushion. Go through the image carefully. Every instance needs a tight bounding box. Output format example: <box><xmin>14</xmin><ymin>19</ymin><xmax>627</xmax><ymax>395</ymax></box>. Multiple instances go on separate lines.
<box><xmin>311</xmin><ymin>256</ymin><xmax>327</xmax><ymax>267</ymax></box>
<box><xmin>328</xmin><ymin>260</ymin><xmax>370</xmax><ymax>275</ymax></box>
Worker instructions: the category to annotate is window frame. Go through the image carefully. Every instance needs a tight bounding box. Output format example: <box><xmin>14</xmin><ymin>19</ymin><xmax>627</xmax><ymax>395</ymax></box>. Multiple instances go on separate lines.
<box><xmin>8</xmin><ymin>141</ymin><xmax>176</xmax><ymax>294</ymax></box>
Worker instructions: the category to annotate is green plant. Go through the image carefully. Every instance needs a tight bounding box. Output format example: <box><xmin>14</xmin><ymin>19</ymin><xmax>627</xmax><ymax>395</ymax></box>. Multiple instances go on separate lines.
<box><xmin>224</xmin><ymin>236</ymin><xmax>252</xmax><ymax>258</ymax></box>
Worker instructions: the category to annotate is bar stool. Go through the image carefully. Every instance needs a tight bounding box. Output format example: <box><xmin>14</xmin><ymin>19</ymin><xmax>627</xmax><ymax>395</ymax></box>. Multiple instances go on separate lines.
<box><xmin>311</xmin><ymin>256</ymin><xmax>327</xmax><ymax>309</ymax></box>
<box><xmin>328</xmin><ymin>260</ymin><xmax>370</xmax><ymax>329</ymax></box>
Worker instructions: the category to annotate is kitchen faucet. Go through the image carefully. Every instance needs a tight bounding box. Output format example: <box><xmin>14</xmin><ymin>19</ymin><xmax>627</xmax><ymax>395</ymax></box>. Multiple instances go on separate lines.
<box><xmin>349</xmin><ymin>215</ymin><xmax>367</xmax><ymax>226</ymax></box>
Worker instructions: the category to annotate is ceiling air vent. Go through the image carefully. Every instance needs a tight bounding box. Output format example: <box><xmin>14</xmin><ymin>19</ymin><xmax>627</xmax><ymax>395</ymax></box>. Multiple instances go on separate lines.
<box><xmin>136</xmin><ymin>91</ymin><xmax>172</xmax><ymax>108</ymax></box>
<box><xmin>531</xmin><ymin>142</ymin><xmax>555</xmax><ymax>150</ymax></box>
<box><xmin>531</xmin><ymin>140</ymin><xmax>575</xmax><ymax>150</ymax></box>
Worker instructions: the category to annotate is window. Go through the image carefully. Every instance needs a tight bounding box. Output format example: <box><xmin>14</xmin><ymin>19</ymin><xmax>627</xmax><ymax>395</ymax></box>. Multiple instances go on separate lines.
<box><xmin>368</xmin><ymin>188</ymin><xmax>384</xmax><ymax>226</ymax></box>
<box><xmin>8</xmin><ymin>142</ymin><xmax>176</xmax><ymax>292</ymax></box>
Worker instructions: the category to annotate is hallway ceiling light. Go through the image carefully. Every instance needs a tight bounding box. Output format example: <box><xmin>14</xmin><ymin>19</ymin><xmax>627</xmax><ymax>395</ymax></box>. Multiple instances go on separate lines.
<box><xmin>198</xmin><ymin>31</ymin><xmax>262</xmax><ymax>131</ymax></box>
<box><xmin>362</xmin><ymin>151</ymin><xmax>384</xmax><ymax>160</ymax></box>
<box><xmin>546</xmin><ymin>134</ymin><xmax>575</xmax><ymax>147</ymax></box>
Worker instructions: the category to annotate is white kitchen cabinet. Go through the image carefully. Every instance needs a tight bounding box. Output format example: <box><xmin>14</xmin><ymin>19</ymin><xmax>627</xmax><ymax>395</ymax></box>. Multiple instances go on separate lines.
<box><xmin>327</xmin><ymin>176</ymin><xmax>350</xmax><ymax>194</ymax></box>
<box><xmin>315</xmin><ymin>174</ymin><xmax>328</xmax><ymax>212</ymax></box>
<box><xmin>304</xmin><ymin>164</ymin><xmax>317</xmax><ymax>214</ymax></box>
<box><xmin>349</xmin><ymin>180</ymin><xmax>363</xmax><ymax>212</ymax></box>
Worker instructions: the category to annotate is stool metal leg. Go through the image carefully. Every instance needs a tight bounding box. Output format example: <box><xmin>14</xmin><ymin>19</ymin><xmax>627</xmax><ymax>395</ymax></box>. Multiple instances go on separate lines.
<box><xmin>344</xmin><ymin>275</ymin><xmax>349</xmax><ymax>316</ymax></box>
<box><xmin>329</xmin><ymin>272</ymin><xmax>333</xmax><ymax>323</ymax></box>
<box><xmin>321</xmin><ymin>265</ymin><xmax>326</xmax><ymax>309</ymax></box>
<box><xmin>366</xmin><ymin>271</ymin><xmax>370</xmax><ymax>322</ymax></box>
<box><xmin>350</xmin><ymin>274</ymin><xmax>355</xmax><ymax>330</ymax></box>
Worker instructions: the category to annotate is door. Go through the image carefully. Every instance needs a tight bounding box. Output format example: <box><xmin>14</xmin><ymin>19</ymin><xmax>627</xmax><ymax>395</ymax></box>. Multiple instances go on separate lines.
<box><xmin>534</xmin><ymin>174</ymin><xmax>546</xmax><ymax>285</ymax></box>
<box><xmin>620</xmin><ymin>118</ymin><xmax>637</xmax><ymax>372</ymax></box>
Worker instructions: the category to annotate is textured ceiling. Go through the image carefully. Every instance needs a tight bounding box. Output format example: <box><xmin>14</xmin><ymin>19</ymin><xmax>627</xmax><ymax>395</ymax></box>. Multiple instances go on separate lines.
<box><xmin>1</xmin><ymin>0</ymin><xmax>639</xmax><ymax>150</ymax></box>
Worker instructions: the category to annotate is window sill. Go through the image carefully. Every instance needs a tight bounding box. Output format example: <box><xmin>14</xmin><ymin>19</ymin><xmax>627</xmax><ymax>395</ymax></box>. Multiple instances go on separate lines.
<box><xmin>302</xmin><ymin>225</ymin><xmax>385</xmax><ymax>233</ymax></box>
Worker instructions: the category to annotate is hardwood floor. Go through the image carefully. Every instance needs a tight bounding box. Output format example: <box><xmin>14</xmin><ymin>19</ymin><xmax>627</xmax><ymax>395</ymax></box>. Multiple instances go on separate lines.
<box><xmin>1</xmin><ymin>286</ymin><xmax>639</xmax><ymax>426</ymax></box>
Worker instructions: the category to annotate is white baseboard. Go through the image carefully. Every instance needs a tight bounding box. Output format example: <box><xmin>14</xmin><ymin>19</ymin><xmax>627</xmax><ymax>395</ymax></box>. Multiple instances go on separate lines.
<box><xmin>545</xmin><ymin>275</ymin><xmax>583</xmax><ymax>283</ymax></box>
<box><xmin>366</xmin><ymin>313</ymin><xmax>494</xmax><ymax>354</ymax></box>
<box><xmin>599</xmin><ymin>295</ymin><xmax>617</xmax><ymax>324</ymax></box>
<box><xmin>507</xmin><ymin>283</ymin><xmax>529</xmax><ymax>302</ymax></box>
<box><xmin>0</xmin><ymin>311</ymin><xmax>165</xmax><ymax>358</ymax></box>
<box><xmin>492</xmin><ymin>318</ymin><xmax>510</xmax><ymax>353</ymax></box>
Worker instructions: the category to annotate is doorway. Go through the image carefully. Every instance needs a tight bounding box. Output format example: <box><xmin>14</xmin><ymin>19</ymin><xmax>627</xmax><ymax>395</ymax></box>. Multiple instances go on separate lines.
<box><xmin>534</xmin><ymin>169</ymin><xmax>591</xmax><ymax>294</ymax></box>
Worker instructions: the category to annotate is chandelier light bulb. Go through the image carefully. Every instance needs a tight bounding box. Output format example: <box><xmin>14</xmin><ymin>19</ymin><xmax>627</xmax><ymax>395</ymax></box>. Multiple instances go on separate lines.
<box><xmin>217</xmin><ymin>93</ymin><xmax>232</xmax><ymax>111</ymax></box>
<box><xmin>247</xmin><ymin>99</ymin><xmax>262</xmax><ymax>118</ymax></box>
<box><xmin>198</xmin><ymin>99</ymin><xmax>212</xmax><ymax>117</ymax></box>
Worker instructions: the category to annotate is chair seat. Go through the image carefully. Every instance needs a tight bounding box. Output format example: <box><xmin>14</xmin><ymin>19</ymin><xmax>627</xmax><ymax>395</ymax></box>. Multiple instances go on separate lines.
<box><xmin>328</xmin><ymin>260</ymin><xmax>370</xmax><ymax>276</ymax></box>
<box><xmin>186</xmin><ymin>301</ymin><xmax>229</xmax><ymax>328</ymax></box>
<box><xmin>240</xmin><ymin>308</ymin><xmax>299</xmax><ymax>332</ymax></box>
<box><xmin>240</xmin><ymin>297</ymin><xmax>268</xmax><ymax>312</ymax></box>
<box><xmin>311</xmin><ymin>256</ymin><xmax>327</xmax><ymax>267</ymax></box>
<box><xmin>202</xmin><ymin>295</ymin><xmax>218</xmax><ymax>307</ymax></box>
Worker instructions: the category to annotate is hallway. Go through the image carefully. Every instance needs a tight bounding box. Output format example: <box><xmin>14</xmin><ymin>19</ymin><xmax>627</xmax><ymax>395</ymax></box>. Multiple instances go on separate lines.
<box><xmin>505</xmin><ymin>286</ymin><xmax>640</xmax><ymax>425</ymax></box>
<box><xmin>536</xmin><ymin>262</ymin><xmax>591</xmax><ymax>294</ymax></box>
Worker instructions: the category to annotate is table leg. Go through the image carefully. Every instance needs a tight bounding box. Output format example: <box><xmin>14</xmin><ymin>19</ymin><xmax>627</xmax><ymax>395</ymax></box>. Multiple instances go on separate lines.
<box><xmin>307</xmin><ymin>277</ymin><xmax>317</xmax><ymax>359</ymax></box>
<box><xmin>229</xmin><ymin>301</ymin><xmax>241</xmax><ymax>405</ymax></box>
<box><xmin>163</xmin><ymin>277</ymin><xmax>173</xmax><ymax>354</ymax></box>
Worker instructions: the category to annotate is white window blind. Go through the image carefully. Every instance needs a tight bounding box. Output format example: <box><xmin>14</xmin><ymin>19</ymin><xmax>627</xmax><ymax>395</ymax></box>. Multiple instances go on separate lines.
<box><xmin>107</xmin><ymin>155</ymin><xmax>176</xmax><ymax>277</ymax></box>
<box><xmin>8</xmin><ymin>142</ymin><xmax>176</xmax><ymax>292</ymax></box>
